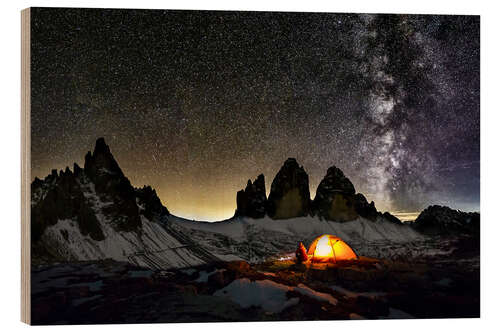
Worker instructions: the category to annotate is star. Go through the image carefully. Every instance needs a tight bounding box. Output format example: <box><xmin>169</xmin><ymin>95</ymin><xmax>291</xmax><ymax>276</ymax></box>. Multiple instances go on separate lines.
<box><xmin>30</xmin><ymin>9</ymin><xmax>480</xmax><ymax>221</ymax></box>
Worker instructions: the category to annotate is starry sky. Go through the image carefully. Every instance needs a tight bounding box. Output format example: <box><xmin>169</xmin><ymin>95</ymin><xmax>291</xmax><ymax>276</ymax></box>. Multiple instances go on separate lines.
<box><xmin>30</xmin><ymin>8</ymin><xmax>480</xmax><ymax>221</ymax></box>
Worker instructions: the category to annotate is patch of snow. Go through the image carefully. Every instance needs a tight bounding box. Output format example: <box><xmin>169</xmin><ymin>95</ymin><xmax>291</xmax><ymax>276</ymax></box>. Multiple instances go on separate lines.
<box><xmin>213</xmin><ymin>278</ymin><xmax>300</xmax><ymax>313</ymax></box>
<box><xmin>214</xmin><ymin>279</ymin><xmax>342</xmax><ymax>313</ymax></box>
<box><xmin>194</xmin><ymin>269</ymin><xmax>226</xmax><ymax>283</ymax></box>
<box><xmin>136</xmin><ymin>197</ymin><xmax>146</xmax><ymax>212</ymax></box>
<box><xmin>277</xmin><ymin>254</ymin><xmax>294</xmax><ymax>261</ymax></box>
<box><xmin>295</xmin><ymin>284</ymin><xmax>338</xmax><ymax>305</ymax></box>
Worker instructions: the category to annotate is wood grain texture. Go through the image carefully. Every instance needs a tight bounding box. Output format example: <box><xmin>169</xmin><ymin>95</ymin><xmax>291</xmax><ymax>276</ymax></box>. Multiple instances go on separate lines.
<box><xmin>21</xmin><ymin>7</ymin><xmax>31</xmax><ymax>325</ymax></box>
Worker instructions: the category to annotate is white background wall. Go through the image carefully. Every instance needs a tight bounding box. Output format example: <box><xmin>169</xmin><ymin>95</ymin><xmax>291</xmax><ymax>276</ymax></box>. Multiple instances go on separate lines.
<box><xmin>0</xmin><ymin>0</ymin><xmax>498</xmax><ymax>332</ymax></box>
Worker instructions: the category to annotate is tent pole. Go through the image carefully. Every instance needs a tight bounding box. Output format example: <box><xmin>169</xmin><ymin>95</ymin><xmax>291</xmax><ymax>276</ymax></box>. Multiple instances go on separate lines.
<box><xmin>312</xmin><ymin>241</ymin><xmax>315</xmax><ymax>268</ymax></box>
<box><xmin>332</xmin><ymin>239</ymin><xmax>340</xmax><ymax>264</ymax></box>
<box><xmin>329</xmin><ymin>238</ymin><xmax>337</xmax><ymax>264</ymax></box>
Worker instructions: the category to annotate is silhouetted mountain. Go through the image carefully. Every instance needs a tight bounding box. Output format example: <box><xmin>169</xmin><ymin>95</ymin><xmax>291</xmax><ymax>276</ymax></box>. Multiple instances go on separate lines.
<box><xmin>381</xmin><ymin>212</ymin><xmax>403</xmax><ymax>225</ymax></box>
<box><xmin>354</xmin><ymin>193</ymin><xmax>379</xmax><ymax>222</ymax></box>
<box><xmin>235</xmin><ymin>174</ymin><xmax>266</xmax><ymax>218</ymax></box>
<box><xmin>412</xmin><ymin>205</ymin><xmax>479</xmax><ymax>236</ymax></box>
<box><xmin>231</xmin><ymin>158</ymin><xmax>407</xmax><ymax>224</ymax></box>
<box><xmin>266</xmin><ymin>158</ymin><xmax>311</xmax><ymax>219</ymax></box>
<box><xmin>312</xmin><ymin>166</ymin><xmax>358</xmax><ymax>222</ymax></box>
<box><xmin>83</xmin><ymin>137</ymin><xmax>142</xmax><ymax>232</ymax></box>
<box><xmin>30</xmin><ymin>138</ymin><xmax>219</xmax><ymax>269</ymax></box>
<box><xmin>136</xmin><ymin>185</ymin><xmax>170</xmax><ymax>220</ymax></box>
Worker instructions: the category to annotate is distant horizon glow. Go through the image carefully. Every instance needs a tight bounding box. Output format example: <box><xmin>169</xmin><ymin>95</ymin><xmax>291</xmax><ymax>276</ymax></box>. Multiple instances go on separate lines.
<box><xmin>31</xmin><ymin>151</ymin><xmax>480</xmax><ymax>222</ymax></box>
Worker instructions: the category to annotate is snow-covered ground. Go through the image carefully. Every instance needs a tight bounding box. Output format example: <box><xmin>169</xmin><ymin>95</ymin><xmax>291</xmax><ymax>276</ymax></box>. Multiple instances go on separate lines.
<box><xmin>213</xmin><ymin>278</ymin><xmax>339</xmax><ymax>314</ymax></box>
<box><xmin>169</xmin><ymin>215</ymin><xmax>424</xmax><ymax>244</ymax></box>
<box><xmin>39</xmin><ymin>194</ymin><xmax>430</xmax><ymax>270</ymax></box>
<box><xmin>214</xmin><ymin>278</ymin><xmax>301</xmax><ymax>313</ymax></box>
<box><xmin>41</xmin><ymin>215</ymin><xmax>211</xmax><ymax>269</ymax></box>
<box><xmin>169</xmin><ymin>215</ymin><xmax>427</xmax><ymax>263</ymax></box>
<box><xmin>170</xmin><ymin>215</ymin><xmax>423</xmax><ymax>242</ymax></box>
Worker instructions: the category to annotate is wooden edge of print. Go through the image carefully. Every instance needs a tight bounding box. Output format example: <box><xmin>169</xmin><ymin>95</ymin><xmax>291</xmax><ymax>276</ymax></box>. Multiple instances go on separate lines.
<box><xmin>21</xmin><ymin>7</ymin><xmax>31</xmax><ymax>325</ymax></box>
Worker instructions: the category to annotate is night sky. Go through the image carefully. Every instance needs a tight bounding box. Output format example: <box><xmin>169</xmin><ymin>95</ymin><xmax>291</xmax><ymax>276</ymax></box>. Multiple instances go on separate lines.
<box><xmin>30</xmin><ymin>8</ymin><xmax>480</xmax><ymax>221</ymax></box>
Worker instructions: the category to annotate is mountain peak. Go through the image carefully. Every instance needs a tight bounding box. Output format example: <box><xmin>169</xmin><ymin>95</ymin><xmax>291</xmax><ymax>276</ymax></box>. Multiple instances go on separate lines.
<box><xmin>94</xmin><ymin>137</ymin><xmax>111</xmax><ymax>155</ymax></box>
<box><xmin>312</xmin><ymin>164</ymin><xmax>357</xmax><ymax>222</ymax></box>
<box><xmin>235</xmin><ymin>174</ymin><xmax>267</xmax><ymax>218</ymax></box>
<box><xmin>413</xmin><ymin>205</ymin><xmax>479</xmax><ymax>236</ymax></box>
<box><xmin>31</xmin><ymin>138</ymin><xmax>170</xmax><ymax>243</ymax></box>
<box><xmin>282</xmin><ymin>157</ymin><xmax>304</xmax><ymax>171</ymax></box>
<box><xmin>267</xmin><ymin>158</ymin><xmax>310</xmax><ymax>219</ymax></box>
<box><xmin>84</xmin><ymin>138</ymin><xmax>124</xmax><ymax>179</ymax></box>
<box><xmin>322</xmin><ymin>165</ymin><xmax>355</xmax><ymax>195</ymax></box>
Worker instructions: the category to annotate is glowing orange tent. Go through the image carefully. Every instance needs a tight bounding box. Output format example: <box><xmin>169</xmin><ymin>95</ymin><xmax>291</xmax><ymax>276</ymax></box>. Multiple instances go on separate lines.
<box><xmin>307</xmin><ymin>234</ymin><xmax>358</xmax><ymax>263</ymax></box>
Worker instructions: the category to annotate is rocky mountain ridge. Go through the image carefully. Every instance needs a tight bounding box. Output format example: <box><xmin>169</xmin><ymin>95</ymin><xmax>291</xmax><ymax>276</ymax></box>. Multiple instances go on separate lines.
<box><xmin>234</xmin><ymin>174</ymin><xmax>266</xmax><ymax>218</ymax></box>
<box><xmin>31</xmin><ymin>138</ymin><xmax>220</xmax><ymax>269</ymax></box>
<box><xmin>235</xmin><ymin>157</ymin><xmax>396</xmax><ymax>223</ymax></box>
<box><xmin>412</xmin><ymin>205</ymin><xmax>479</xmax><ymax>236</ymax></box>
<box><xmin>233</xmin><ymin>160</ymin><xmax>480</xmax><ymax>237</ymax></box>
<box><xmin>31</xmin><ymin>138</ymin><xmax>168</xmax><ymax>242</ymax></box>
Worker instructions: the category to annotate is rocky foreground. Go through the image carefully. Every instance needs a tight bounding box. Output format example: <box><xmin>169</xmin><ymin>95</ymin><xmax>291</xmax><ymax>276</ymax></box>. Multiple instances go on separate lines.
<box><xmin>32</xmin><ymin>234</ymin><xmax>478</xmax><ymax>325</ymax></box>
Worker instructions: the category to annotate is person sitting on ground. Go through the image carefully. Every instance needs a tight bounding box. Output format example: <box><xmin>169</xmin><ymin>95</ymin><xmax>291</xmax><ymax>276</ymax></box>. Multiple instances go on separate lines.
<box><xmin>295</xmin><ymin>242</ymin><xmax>308</xmax><ymax>263</ymax></box>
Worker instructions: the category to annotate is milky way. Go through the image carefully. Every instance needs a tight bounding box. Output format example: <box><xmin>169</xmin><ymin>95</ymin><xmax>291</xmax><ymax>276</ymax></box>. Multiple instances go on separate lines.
<box><xmin>30</xmin><ymin>8</ymin><xmax>480</xmax><ymax>221</ymax></box>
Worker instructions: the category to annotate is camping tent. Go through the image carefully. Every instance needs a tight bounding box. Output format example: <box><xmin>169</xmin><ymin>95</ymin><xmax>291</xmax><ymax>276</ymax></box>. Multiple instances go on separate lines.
<box><xmin>307</xmin><ymin>234</ymin><xmax>358</xmax><ymax>263</ymax></box>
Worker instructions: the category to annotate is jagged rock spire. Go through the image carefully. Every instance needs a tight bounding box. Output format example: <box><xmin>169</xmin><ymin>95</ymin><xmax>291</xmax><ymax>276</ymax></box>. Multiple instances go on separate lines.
<box><xmin>321</xmin><ymin>166</ymin><xmax>355</xmax><ymax>195</ymax></box>
<box><xmin>231</xmin><ymin>159</ymin><xmax>387</xmax><ymax>222</ymax></box>
<box><xmin>136</xmin><ymin>185</ymin><xmax>170</xmax><ymax>220</ymax></box>
<box><xmin>84</xmin><ymin>137</ymin><xmax>124</xmax><ymax>180</ymax></box>
<box><xmin>313</xmin><ymin>165</ymin><xmax>358</xmax><ymax>222</ymax></box>
<box><xmin>267</xmin><ymin>158</ymin><xmax>311</xmax><ymax>219</ymax></box>
<box><xmin>354</xmin><ymin>193</ymin><xmax>379</xmax><ymax>221</ymax></box>
<box><xmin>235</xmin><ymin>174</ymin><xmax>266</xmax><ymax>218</ymax></box>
